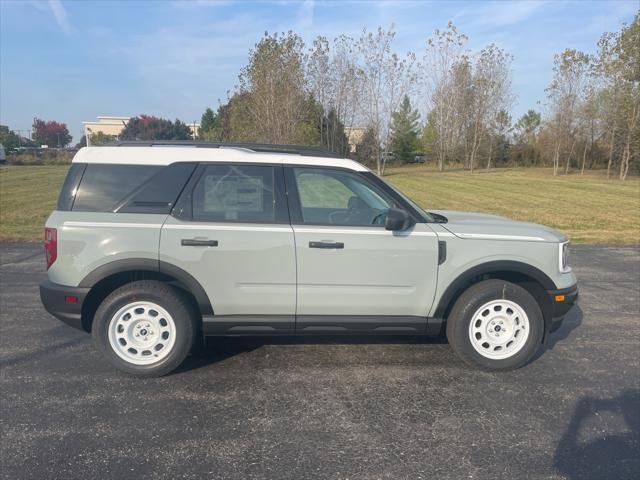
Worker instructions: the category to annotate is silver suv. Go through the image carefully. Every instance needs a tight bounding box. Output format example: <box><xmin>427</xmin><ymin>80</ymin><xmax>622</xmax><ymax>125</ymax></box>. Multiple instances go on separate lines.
<box><xmin>40</xmin><ymin>142</ymin><xmax>578</xmax><ymax>377</ymax></box>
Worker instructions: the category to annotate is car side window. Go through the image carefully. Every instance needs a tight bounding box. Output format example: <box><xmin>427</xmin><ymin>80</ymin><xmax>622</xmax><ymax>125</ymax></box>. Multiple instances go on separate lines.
<box><xmin>292</xmin><ymin>167</ymin><xmax>395</xmax><ymax>226</ymax></box>
<box><xmin>192</xmin><ymin>164</ymin><xmax>276</xmax><ymax>223</ymax></box>
<box><xmin>72</xmin><ymin>164</ymin><xmax>162</xmax><ymax>212</ymax></box>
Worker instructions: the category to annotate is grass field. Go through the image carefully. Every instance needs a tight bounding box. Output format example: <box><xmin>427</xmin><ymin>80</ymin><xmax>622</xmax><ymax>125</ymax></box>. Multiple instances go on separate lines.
<box><xmin>385</xmin><ymin>165</ymin><xmax>640</xmax><ymax>244</ymax></box>
<box><xmin>1</xmin><ymin>164</ymin><xmax>638</xmax><ymax>243</ymax></box>
<box><xmin>1</xmin><ymin>166</ymin><xmax>70</xmax><ymax>242</ymax></box>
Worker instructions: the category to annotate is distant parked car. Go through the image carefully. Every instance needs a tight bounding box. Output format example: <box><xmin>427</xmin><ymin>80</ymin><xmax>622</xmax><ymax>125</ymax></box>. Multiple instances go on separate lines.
<box><xmin>40</xmin><ymin>142</ymin><xmax>578</xmax><ymax>377</ymax></box>
<box><xmin>411</xmin><ymin>152</ymin><xmax>425</xmax><ymax>164</ymax></box>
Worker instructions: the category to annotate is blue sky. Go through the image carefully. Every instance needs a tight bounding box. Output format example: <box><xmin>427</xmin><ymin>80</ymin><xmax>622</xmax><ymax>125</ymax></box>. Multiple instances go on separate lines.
<box><xmin>1</xmin><ymin>0</ymin><xmax>637</xmax><ymax>141</ymax></box>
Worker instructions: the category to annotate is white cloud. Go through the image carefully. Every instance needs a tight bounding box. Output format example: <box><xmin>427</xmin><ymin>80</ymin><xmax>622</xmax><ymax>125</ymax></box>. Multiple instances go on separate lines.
<box><xmin>48</xmin><ymin>0</ymin><xmax>72</xmax><ymax>34</ymax></box>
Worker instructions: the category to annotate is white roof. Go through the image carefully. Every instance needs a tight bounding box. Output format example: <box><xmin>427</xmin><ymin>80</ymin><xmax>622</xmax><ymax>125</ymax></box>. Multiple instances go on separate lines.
<box><xmin>72</xmin><ymin>146</ymin><xmax>368</xmax><ymax>172</ymax></box>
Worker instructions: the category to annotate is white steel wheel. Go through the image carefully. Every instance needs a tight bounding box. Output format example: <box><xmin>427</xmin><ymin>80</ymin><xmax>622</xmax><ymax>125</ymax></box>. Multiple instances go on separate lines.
<box><xmin>468</xmin><ymin>299</ymin><xmax>530</xmax><ymax>360</ymax></box>
<box><xmin>107</xmin><ymin>301</ymin><xmax>177</xmax><ymax>366</ymax></box>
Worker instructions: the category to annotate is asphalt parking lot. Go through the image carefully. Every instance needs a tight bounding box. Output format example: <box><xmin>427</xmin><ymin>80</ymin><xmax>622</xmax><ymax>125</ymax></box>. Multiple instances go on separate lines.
<box><xmin>1</xmin><ymin>243</ymin><xmax>639</xmax><ymax>480</ymax></box>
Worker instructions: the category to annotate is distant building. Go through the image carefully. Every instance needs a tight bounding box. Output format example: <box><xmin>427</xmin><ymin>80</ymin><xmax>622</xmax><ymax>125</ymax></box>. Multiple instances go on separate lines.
<box><xmin>83</xmin><ymin>116</ymin><xmax>131</xmax><ymax>141</ymax></box>
<box><xmin>82</xmin><ymin>116</ymin><xmax>200</xmax><ymax>145</ymax></box>
<box><xmin>345</xmin><ymin>127</ymin><xmax>366</xmax><ymax>154</ymax></box>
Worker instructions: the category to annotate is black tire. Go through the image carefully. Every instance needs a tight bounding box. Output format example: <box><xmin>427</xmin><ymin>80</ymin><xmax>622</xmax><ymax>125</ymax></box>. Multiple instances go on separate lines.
<box><xmin>446</xmin><ymin>279</ymin><xmax>544</xmax><ymax>370</ymax></box>
<box><xmin>92</xmin><ymin>280</ymin><xmax>198</xmax><ymax>377</ymax></box>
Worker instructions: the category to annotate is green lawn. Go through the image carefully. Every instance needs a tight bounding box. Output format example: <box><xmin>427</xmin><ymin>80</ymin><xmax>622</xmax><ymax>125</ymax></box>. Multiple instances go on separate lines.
<box><xmin>1</xmin><ymin>166</ymin><xmax>70</xmax><ymax>242</ymax></box>
<box><xmin>1</xmin><ymin>164</ymin><xmax>638</xmax><ymax>244</ymax></box>
<box><xmin>386</xmin><ymin>165</ymin><xmax>640</xmax><ymax>244</ymax></box>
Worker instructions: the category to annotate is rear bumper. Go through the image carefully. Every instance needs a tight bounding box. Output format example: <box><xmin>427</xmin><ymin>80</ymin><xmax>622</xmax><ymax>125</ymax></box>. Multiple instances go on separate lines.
<box><xmin>545</xmin><ymin>284</ymin><xmax>579</xmax><ymax>337</ymax></box>
<box><xmin>39</xmin><ymin>279</ymin><xmax>90</xmax><ymax>331</ymax></box>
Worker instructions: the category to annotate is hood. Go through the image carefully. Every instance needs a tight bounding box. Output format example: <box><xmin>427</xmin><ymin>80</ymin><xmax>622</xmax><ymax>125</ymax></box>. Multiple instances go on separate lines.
<box><xmin>430</xmin><ymin>210</ymin><xmax>567</xmax><ymax>243</ymax></box>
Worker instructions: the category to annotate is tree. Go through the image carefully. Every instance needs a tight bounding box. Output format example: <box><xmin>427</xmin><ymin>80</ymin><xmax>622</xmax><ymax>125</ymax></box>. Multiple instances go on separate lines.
<box><xmin>594</xmin><ymin>13</ymin><xmax>639</xmax><ymax>180</ymax></box>
<box><xmin>357</xmin><ymin>26</ymin><xmax>417</xmax><ymax>175</ymax></box>
<box><xmin>423</xmin><ymin>21</ymin><xmax>468</xmax><ymax>171</ymax></box>
<box><xmin>119</xmin><ymin>115</ymin><xmax>193</xmax><ymax>141</ymax></box>
<box><xmin>577</xmin><ymin>88</ymin><xmax>600</xmax><ymax>174</ymax></box>
<box><xmin>0</xmin><ymin>125</ymin><xmax>28</xmax><ymax>150</ymax></box>
<box><xmin>487</xmin><ymin>110</ymin><xmax>512</xmax><ymax>169</ymax></box>
<box><xmin>466</xmin><ymin>44</ymin><xmax>513</xmax><ymax>172</ymax></box>
<box><xmin>308</xmin><ymin>36</ymin><xmax>332</xmax><ymax>147</ymax></box>
<box><xmin>307</xmin><ymin>34</ymin><xmax>361</xmax><ymax>156</ymax></box>
<box><xmin>515</xmin><ymin>110</ymin><xmax>542</xmax><ymax>144</ymax></box>
<box><xmin>352</xmin><ymin>126</ymin><xmax>379</xmax><ymax>167</ymax></box>
<box><xmin>512</xmin><ymin>110</ymin><xmax>542</xmax><ymax>167</ymax></box>
<box><xmin>217</xmin><ymin>92</ymin><xmax>257</xmax><ymax>142</ymax></box>
<box><xmin>75</xmin><ymin>135</ymin><xmax>87</xmax><ymax>149</ymax></box>
<box><xmin>88</xmin><ymin>131</ymin><xmax>116</xmax><ymax>146</ymax></box>
<box><xmin>32</xmin><ymin>118</ymin><xmax>72</xmax><ymax>147</ymax></box>
<box><xmin>238</xmin><ymin>31</ymin><xmax>313</xmax><ymax>144</ymax></box>
<box><xmin>318</xmin><ymin>107</ymin><xmax>349</xmax><ymax>155</ymax></box>
<box><xmin>198</xmin><ymin>107</ymin><xmax>221</xmax><ymax>141</ymax></box>
<box><xmin>545</xmin><ymin>49</ymin><xmax>591</xmax><ymax>175</ymax></box>
<box><xmin>389</xmin><ymin>95</ymin><xmax>420</xmax><ymax>162</ymax></box>
<box><xmin>420</xmin><ymin>110</ymin><xmax>438</xmax><ymax>162</ymax></box>
<box><xmin>422</xmin><ymin>24</ymin><xmax>513</xmax><ymax>172</ymax></box>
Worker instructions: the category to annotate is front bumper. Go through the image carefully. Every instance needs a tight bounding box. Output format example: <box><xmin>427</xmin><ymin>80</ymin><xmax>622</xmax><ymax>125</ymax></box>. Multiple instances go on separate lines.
<box><xmin>39</xmin><ymin>279</ymin><xmax>90</xmax><ymax>331</ymax></box>
<box><xmin>545</xmin><ymin>284</ymin><xmax>579</xmax><ymax>338</ymax></box>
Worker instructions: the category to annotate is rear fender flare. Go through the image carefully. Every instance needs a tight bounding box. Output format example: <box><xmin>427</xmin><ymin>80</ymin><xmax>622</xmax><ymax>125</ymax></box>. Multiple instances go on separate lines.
<box><xmin>78</xmin><ymin>258</ymin><xmax>213</xmax><ymax>315</ymax></box>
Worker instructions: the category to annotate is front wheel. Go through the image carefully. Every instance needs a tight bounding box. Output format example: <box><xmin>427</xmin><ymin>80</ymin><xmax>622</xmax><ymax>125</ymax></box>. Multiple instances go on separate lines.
<box><xmin>92</xmin><ymin>280</ymin><xmax>198</xmax><ymax>377</ymax></box>
<box><xmin>446</xmin><ymin>279</ymin><xmax>544</xmax><ymax>370</ymax></box>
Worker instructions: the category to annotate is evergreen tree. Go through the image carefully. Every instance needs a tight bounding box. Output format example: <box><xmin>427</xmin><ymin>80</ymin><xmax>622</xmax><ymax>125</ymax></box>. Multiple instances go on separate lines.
<box><xmin>389</xmin><ymin>96</ymin><xmax>420</xmax><ymax>162</ymax></box>
<box><xmin>199</xmin><ymin>107</ymin><xmax>221</xmax><ymax>140</ymax></box>
<box><xmin>319</xmin><ymin>107</ymin><xmax>349</xmax><ymax>155</ymax></box>
<box><xmin>352</xmin><ymin>126</ymin><xmax>379</xmax><ymax>168</ymax></box>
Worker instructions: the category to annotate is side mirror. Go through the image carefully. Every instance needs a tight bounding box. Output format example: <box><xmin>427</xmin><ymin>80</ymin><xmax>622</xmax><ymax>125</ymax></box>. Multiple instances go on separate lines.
<box><xmin>385</xmin><ymin>208</ymin><xmax>411</xmax><ymax>231</ymax></box>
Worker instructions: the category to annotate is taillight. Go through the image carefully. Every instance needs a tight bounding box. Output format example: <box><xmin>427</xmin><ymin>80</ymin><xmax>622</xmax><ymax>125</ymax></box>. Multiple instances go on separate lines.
<box><xmin>44</xmin><ymin>227</ymin><xmax>57</xmax><ymax>270</ymax></box>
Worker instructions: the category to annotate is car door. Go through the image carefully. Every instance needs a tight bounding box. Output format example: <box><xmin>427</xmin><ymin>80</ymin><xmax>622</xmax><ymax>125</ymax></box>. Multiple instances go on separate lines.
<box><xmin>160</xmin><ymin>163</ymin><xmax>297</xmax><ymax>334</ymax></box>
<box><xmin>285</xmin><ymin>166</ymin><xmax>440</xmax><ymax>333</ymax></box>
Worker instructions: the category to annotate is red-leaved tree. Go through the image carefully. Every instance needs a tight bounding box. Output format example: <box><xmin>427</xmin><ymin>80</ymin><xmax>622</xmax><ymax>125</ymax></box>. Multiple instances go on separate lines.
<box><xmin>32</xmin><ymin>118</ymin><xmax>72</xmax><ymax>147</ymax></box>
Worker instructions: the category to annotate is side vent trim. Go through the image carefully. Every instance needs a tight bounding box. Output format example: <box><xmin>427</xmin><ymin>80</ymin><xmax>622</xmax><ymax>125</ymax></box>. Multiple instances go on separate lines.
<box><xmin>438</xmin><ymin>241</ymin><xmax>447</xmax><ymax>265</ymax></box>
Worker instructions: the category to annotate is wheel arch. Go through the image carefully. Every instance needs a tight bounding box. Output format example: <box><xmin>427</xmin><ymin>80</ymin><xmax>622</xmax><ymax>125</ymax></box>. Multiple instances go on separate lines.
<box><xmin>78</xmin><ymin>259</ymin><xmax>213</xmax><ymax>332</ymax></box>
<box><xmin>434</xmin><ymin>261</ymin><xmax>556</xmax><ymax>334</ymax></box>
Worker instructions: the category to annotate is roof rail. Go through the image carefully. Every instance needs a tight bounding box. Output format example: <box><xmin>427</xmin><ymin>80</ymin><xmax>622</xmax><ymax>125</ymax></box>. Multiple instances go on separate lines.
<box><xmin>109</xmin><ymin>140</ymin><xmax>343</xmax><ymax>158</ymax></box>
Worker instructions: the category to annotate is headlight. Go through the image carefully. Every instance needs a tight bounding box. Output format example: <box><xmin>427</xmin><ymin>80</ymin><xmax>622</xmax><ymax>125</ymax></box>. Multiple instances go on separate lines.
<box><xmin>559</xmin><ymin>242</ymin><xmax>571</xmax><ymax>273</ymax></box>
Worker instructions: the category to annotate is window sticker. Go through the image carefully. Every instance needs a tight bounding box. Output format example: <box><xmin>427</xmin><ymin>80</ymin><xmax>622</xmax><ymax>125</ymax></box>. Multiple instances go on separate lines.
<box><xmin>203</xmin><ymin>175</ymin><xmax>264</xmax><ymax>216</ymax></box>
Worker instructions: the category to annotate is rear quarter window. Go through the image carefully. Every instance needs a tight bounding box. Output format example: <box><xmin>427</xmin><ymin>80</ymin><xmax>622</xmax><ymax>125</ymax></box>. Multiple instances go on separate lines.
<box><xmin>72</xmin><ymin>164</ymin><xmax>162</xmax><ymax>212</ymax></box>
<box><xmin>116</xmin><ymin>163</ymin><xmax>197</xmax><ymax>214</ymax></box>
<box><xmin>57</xmin><ymin>163</ymin><xmax>86</xmax><ymax>211</ymax></box>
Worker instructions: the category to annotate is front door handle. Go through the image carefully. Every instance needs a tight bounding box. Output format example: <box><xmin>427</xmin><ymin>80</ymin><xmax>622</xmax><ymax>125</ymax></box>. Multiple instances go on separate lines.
<box><xmin>309</xmin><ymin>241</ymin><xmax>344</xmax><ymax>249</ymax></box>
<box><xmin>181</xmin><ymin>239</ymin><xmax>218</xmax><ymax>247</ymax></box>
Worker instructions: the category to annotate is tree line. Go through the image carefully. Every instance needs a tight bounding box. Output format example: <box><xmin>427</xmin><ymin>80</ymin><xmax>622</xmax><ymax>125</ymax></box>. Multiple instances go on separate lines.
<box><xmin>1</xmin><ymin>13</ymin><xmax>637</xmax><ymax>178</ymax></box>
<box><xmin>1</xmin><ymin>119</ymin><xmax>72</xmax><ymax>150</ymax></box>
<box><xmin>540</xmin><ymin>16</ymin><xmax>639</xmax><ymax>180</ymax></box>
<box><xmin>195</xmin><ymin>14</ymin><xmax>638</xmax><ymax>178</ymax></box>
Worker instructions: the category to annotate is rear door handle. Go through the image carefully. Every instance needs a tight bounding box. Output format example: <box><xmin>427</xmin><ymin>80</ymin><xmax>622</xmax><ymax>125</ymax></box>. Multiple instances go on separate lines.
<box><xmin>309</xmin><ymin>241</ymin><xmax>344</xmax><ymax>249</ymax></box>
<box><xmin>181</xmin><ymin>239</ymin><xmax>218</xmax><ymax>247</ymax></box>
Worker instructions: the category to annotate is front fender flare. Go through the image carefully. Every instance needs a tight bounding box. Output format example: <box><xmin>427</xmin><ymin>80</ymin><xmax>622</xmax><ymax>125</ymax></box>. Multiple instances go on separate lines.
<box><xmin>433</xmin><ymin>260</ymin><xmax>556</xmax><ymax>318</ymax></box>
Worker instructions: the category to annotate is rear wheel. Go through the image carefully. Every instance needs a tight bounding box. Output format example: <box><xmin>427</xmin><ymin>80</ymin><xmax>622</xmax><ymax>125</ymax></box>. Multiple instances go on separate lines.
<box><xmin>446</xmin><ymin>279</ymin><xmax>544</xmax><ymax>370</ymax></box>
<box><xmin>92</xmin><ymin>280</ymin><xmax>197</xmax><ymax>377</ymax></box>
